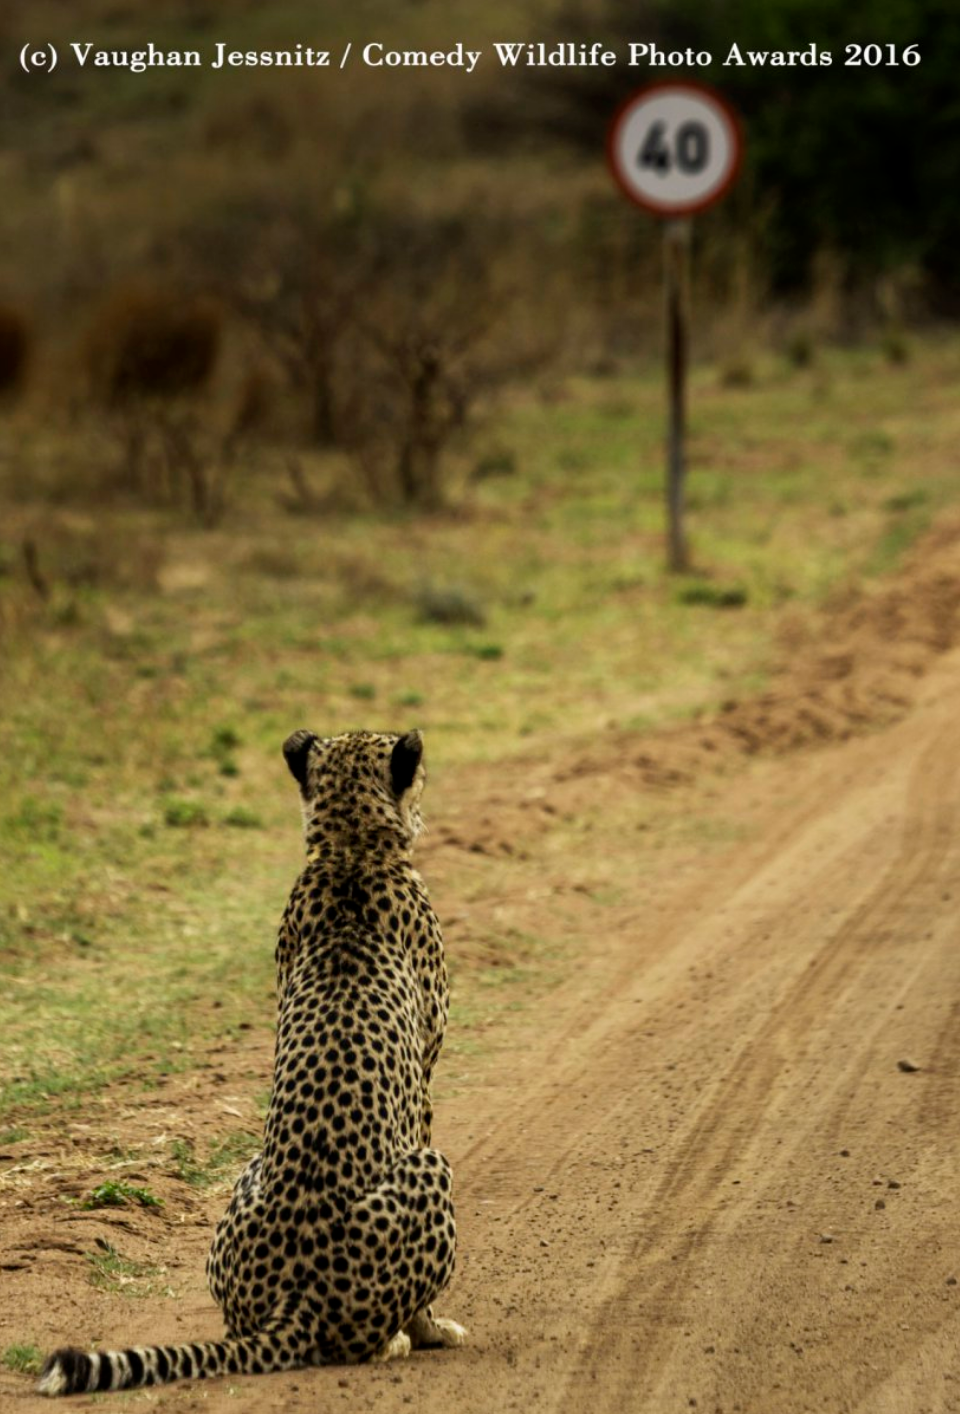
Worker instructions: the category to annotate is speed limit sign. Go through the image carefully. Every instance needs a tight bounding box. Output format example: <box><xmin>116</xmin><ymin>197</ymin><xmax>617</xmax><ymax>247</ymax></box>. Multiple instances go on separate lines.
<box><xmin>607</xmin><ymin>81</ymin><xmax>742</xmax><ymax>217</ymax></box>
<box><xmin>607</xmin><ymin>82</ymin><xmax>743</xmax><ymax>571</ymax></box>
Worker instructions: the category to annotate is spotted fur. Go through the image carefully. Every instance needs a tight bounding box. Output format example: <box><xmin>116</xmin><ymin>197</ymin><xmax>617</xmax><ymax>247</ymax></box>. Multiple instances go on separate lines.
<box><xmin>38</xmin><ymin>729</ymin><xmax>464</xmax><ymax>1396</ymax></box>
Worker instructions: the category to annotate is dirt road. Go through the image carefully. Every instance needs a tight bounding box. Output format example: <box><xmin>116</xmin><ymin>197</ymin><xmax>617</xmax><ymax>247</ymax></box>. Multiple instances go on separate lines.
<box><xmin>4</xmin><ymin>623</ymin><xmax>960</xmax><ymax>1411</ymax></box>
<box><xmin>425</xmin><ymin>650</ymin><xmax>960</xmax><ymax>1414</ymax></box>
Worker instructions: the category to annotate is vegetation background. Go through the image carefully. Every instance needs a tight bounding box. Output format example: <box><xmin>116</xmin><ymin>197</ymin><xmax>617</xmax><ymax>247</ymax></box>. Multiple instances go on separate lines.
<box><xmin>2</xmin><ymin>1</ymin><xmax>960</xmax><ymax>1369</ymax></box>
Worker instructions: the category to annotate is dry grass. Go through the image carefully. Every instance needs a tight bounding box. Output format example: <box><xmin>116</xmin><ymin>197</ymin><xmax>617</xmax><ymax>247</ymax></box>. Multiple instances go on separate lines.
<box><xmin>1</xmin><ymin>332</ymin><xmax>959</xmax><ymax>1127</ymax></box>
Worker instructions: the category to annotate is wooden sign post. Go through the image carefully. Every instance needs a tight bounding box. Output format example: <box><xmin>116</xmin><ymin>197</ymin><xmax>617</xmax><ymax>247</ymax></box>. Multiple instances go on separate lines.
<box><xmin>607</xmin><ymin>82</ymin><xmax>743</xmax><ymax>572</ymax></box>
<box><xmin>664</xmin><ymin>217</ymin><xmax>691</xmax><ymax>571</ymax></box>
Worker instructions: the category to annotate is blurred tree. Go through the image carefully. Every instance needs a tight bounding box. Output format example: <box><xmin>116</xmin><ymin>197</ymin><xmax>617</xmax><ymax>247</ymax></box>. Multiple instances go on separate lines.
<box><xmin>0</xmin><ymin>306</ymin><xmax>30</xmax><ymax>396</ymax></box>
<box><xmin>185</xmin><ymin>191</ymin><xmax>370</xmax><ymax>447</ymax></box>
<box><xmin>185</xmin><ymin>195</ymin><xmax>550</xmax><ymax>508</ymax></box>
<box><xmin>82</xmin><ymin>284</ymin><xmax>226</xmax><ymax>523</ymax></box>
<box><xmin>333</xmin><ymin>211</ymin><xmax>542</xmax><ymax>510</ymax></box>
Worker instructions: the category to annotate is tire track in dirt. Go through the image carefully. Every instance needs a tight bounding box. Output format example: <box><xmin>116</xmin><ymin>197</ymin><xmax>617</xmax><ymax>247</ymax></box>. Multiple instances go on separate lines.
<box><xmin>453</xmin><ymin>720</ymin><xmax>952</xmax><ymax>1227</ymax></box>
<box><xmin>423</xmin><ymin>684</ymin><xmax>960</xmax><ymax>1414</ymax></box>
<box><xmin>447</xmin><ymin>761</ymin><xmax>894</xmax><ymax>1222</ymax></box>
<box><xmin>549</xmin><ymin>716</ymin><xmax>960</xmax><ymax>1413</ymax></box>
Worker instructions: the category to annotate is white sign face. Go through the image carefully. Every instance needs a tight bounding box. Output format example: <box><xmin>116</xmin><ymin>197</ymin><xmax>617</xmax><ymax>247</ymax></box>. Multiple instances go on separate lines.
<box><xmin>608</xmin><ymin>83</ymin><xmax>742</xmax><ymax>216</ymax></box>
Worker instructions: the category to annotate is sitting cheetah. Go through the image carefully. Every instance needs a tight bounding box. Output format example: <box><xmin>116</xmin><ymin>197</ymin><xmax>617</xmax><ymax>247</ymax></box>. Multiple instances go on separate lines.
<box><xmin>39</xmin><ymin>728</ymin><xmax>465</xmax><ymax>1396</ymax></box>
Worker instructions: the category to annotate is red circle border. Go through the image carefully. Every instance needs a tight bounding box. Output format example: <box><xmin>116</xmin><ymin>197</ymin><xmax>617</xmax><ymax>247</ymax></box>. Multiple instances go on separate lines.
<box><xmin>606</xmin><ymin>79</ymin><xmax>744</xmax><ymax>218</ymax></box>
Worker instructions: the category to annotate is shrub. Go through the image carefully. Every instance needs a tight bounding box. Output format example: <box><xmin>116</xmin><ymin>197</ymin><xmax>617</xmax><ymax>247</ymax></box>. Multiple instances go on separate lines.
<box><xmin>472</xmin><ymin>449</ymin><xmax>518</xmax><ymax>481</ymax></box>
<box><xmin>675</xmin><ymin>581</ymin><xmax>749</xmax><ymax>609</ymax></box>
<box><xmin>85</xmin><ymin>284</ymin><xmax>220</xmax><ymax>405</ymax></box>
<box><xmin>784</xmin><ymin>330</ymin><xmax>815</xmax><ymax>369</ymax></box>
<box><xmin>163</xmin><ymin>799</ymin><xmax>210</xmax><ymax>829</ymax></box>
<box><xmin>0</xmin><ymin>306</ymin><xmax>29</xmax><ymax>395</ymax></box>
<box><xmin>414</xmin><ymin>584</ymin><xmax>486</xmax><ymax>627</ymax></box>
<box><xmin>83</xmin><ymin>284</ymin><xmax>228</xmax><ymax>524</ymax></box>
<box><xmin>222</xmin><ymin>807</ymin><xmax>263</xmax><ymax>829</ymax></box>
<box><xmin>331</xmin><ymin>212</ymin><xmax>542</xmax><ymax>509</ymax></box>
<box><xmin>80</xmin><ymin>1180</ymin><xmax>163</xmax><ymax>1210</ymax></box>
<box><xmin>189</xmin><ymin>196</ymin><xmax>548</xmax><ymax>508</ymax></box>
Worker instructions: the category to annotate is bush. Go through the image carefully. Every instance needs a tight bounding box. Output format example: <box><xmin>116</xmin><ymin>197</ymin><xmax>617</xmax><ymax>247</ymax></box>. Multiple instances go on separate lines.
<box><xmin>675</xmin><ymin>581</ymin><xmax>749</xmax><ymax>609</ymax></box>
<box><xmin>414</xmin><ymin>584</ymin><xmax>487</xmax><ymax>627</ymax></box>
<box><xmin>331</xmin><ymin>212</ymin><xmax>545</xmax><ymax>509</ymax></box>
<box><xmin>222</xmin><ymin>807</ymin><xmax>264</xmax><ymax>830</ymax></box>
<box><xmin>0</xmin><ymin>306</ymin><xmax>29</xmax><ymax>395</ymax></box>
<box><xmin>85</xmin><ymin>284</ymin><xmax>220</xmax><ymax>405</ymax></box>
<box><xmin>163</xmin><ymin>799</ymin><xmax>210</xmax><ymax>829</ymax></box>
<box><xmin>81</xmin><ymin>284</ymin><xmax>229</xmax><ymax>524</ymax></box>
<box><xmin>80</xmin><ymin>1180</ymin><xmax>163</xmax><ymax>1210</ymax></box>
<box><xmin>188</xmin><ymin>196</ymin><xmax>550</xmax><ymax>508</ymax></box>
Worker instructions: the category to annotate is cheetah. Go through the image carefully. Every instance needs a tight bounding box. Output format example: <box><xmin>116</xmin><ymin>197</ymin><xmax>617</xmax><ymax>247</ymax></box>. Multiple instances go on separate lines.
<box><xmin>38</xmin><ymin>728</ymin><xmax>465</xmax><ymax>1396</ymax></box>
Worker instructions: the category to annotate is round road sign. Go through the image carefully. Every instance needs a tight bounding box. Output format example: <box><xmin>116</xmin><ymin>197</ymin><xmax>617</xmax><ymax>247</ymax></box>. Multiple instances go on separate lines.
<box><xmin>607</xmin><ymin>82</ymin><xmax>742</xmax><ymax>217</ymax></box>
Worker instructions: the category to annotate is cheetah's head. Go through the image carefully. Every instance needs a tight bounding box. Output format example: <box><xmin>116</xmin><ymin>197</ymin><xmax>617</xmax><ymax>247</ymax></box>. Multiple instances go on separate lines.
<box><xmin>282</xmin><ymin>728</ymin><xmax>427</xmax><ymax>853</ymax></box>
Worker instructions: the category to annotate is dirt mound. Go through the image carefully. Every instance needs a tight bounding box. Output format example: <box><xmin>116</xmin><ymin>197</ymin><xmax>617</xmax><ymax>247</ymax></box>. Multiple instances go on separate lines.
<box><xmin>563</xmin><ymin>520</ymin><xmax>960</xmax><ymax>790</ymax></box>
<box><xmin>724</xmin><ymin>533</ymin><xmax>960</xmax><ymax>749</ymax></box>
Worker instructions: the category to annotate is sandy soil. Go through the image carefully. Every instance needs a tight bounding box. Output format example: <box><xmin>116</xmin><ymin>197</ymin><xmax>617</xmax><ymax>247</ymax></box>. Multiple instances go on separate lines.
<box><xmin>3</xmin><ymin>540</ymin><xmax>960</xmax><ymax>1413</ymax></box>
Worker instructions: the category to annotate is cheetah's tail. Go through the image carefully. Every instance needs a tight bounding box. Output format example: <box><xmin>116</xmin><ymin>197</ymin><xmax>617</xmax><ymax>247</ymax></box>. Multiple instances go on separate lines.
<box><xmin>37</xmin><ymin>1328</ymin><xmax>301</xmax><ymax>1397</ymax></box>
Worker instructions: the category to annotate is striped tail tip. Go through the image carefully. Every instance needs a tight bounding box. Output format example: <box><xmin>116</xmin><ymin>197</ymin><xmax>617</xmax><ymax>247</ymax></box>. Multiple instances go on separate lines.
<box><xmin>37</xmin><ymin>1349</ymin><xmax>92</xmax><ymax>1397</ymax></box>
<box><xmin>36</xmin><ymin>1328</ymin><xmax>302</xmax><ymax>1394</ymax></box>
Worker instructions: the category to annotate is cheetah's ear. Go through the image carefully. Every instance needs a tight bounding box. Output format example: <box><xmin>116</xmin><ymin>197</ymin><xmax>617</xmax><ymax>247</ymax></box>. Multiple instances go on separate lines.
<box><xmin>390</xmin><ymin>730</ymin><xmax>423</xmax><ymax>796</ymax></box>
<box><xmin>283</xmin><ymin>730</ymin><xmax>317</xmax><ymax>790</ymax></box>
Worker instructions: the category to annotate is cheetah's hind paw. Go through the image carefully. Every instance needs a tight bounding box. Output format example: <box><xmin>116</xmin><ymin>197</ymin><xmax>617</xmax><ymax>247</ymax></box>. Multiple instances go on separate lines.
<box><xmin>405</xmin><ymin>1311</ymin><xmax>468</xmax><ymax>1349</ymax></box>
<box><xmin>432</xmin><ymin>1317</ymin><xmax>467</xmax><ymax>1348</ymax></box>
<box><xmin>372</xmin><ymin>1330</ymin><xmax>412</xmax><ymax>1363</ymax></box>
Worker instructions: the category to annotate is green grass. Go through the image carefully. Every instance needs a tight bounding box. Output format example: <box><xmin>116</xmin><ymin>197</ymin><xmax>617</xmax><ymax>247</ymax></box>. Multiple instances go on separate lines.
<box><xmin>865</xmin><ymin>501</ymin><xmax>933</xmax><ymax>576</ymax></box>
<box><xmin>2</xmin><ymin>1343</ymin><xmax>43</xmax><ymax>1376</ymax></box>
<box><xmin>2</xmin><ymin>338</ymin><xmax>960</xmax><ymax>1128</ymax></box>
<box><xmin>86</xmin><ymin>1242</ymin><xmax>161</xmax><ymax>1298</ymax></box>
<box><xmin>674</xmin><ymin>580</ymin><xmax>750</xmax><ymax>609</ymax></box>
<box><xmin>447</xmin><ymin>951</ymin><xmax>564</xmax><ymax>1057</ymax></box>
<box><xmin>222</xmin><ymin>806</ymin><xmax>265</xmax><ymax>829</ymax></box>
<box><xmin>79</xmin><ymin>1180</ymin><xmax>164</xmax><ymax>1211</ymax></box>
<box><xmin>0</xmin><ymin>872</ymin><xmax>279</xmax><ymax>1113</ymax></box>
<box><xmin>170</xmin><ymin>1131</ymin><xmax>261</xmax><ymax>1187</ymax></box>
<box><xmin>162</xmin><ymin>798</ymin><xmax>211</xmax><ymax>828</ymax></box>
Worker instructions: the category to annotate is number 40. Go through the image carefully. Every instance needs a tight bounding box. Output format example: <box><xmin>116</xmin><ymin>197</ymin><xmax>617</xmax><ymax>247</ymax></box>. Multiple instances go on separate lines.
<box><xmin>639</xmin><ymin>121</ymin><xmax>710</xmax><ymax>175</ymax></box>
